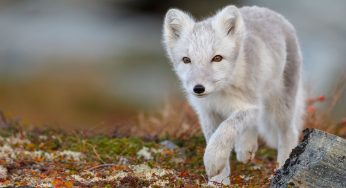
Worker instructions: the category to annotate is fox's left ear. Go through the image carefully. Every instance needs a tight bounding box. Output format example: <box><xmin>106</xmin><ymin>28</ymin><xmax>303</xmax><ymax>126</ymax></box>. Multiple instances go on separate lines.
<box><xmin>212</xmin><ymin>6</ymin><xmax>245</xmax><ymax>37</ymax></box>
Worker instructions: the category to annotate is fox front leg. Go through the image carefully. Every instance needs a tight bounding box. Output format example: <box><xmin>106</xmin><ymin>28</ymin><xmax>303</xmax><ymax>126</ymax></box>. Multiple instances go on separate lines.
<box><xmin>196</xmin><ymin>109</ymin><xmax>223</xmax><ymax>143</ymax></box>
<box><xmin>196</xmin><ymin>109</ymin><xmax>231</xmax><ymax>185</ymax></box>
<box><xmin>234</xmin><ymin>125</ymin><xmax>258</xmax><ymax>163</ymax></box>
<box><xmin>204</xmin><ymin>108</ymin><xmax>259</xmax><ymax>179</ymax></box>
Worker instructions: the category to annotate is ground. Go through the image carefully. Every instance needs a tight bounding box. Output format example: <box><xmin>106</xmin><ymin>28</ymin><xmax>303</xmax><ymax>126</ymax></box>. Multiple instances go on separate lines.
<box><xmin>0</xmin><ymin>95</ymin><xmax>345</xmax><ymax>187</ymax></box>
<box><xmin>0</xmin><ymin>126</ymin><xmax>277</xmax><ymax>187</ymax></box>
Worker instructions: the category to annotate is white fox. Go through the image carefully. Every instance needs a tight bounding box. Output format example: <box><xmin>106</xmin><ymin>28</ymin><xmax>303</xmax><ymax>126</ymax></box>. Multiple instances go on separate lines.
<box><xmin>162</xmin><ymin>5</ymin><xmax>305</xmax><ymax>185</ymax></box>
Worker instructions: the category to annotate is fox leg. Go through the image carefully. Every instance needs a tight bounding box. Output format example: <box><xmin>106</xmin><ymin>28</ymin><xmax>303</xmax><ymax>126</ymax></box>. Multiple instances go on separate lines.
<box><xmin>196</xmin><ymin>109</ymin><xmax>230</xmax><ymax>185</ymax></box>
<box><xmin>203</xmin><ymin>108</ymin><xmax>258</xmax><ymax>181</ymax></box>
<box><xmin>234</xmin><ymin>125</ymin><xmax>258</xmax><ymax>163</ymax></box>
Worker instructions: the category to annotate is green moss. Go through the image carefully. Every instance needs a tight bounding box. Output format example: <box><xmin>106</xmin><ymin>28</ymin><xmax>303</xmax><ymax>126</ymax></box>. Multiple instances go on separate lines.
<box><xmin>0</xmin><ymin>126</ymin><xmax>277</xmax><ymax>187</ymax></box>
<box><xmin>52</xmin><ymin>135</ymin><xmax>158</xmax><ymax>163</ymax></box>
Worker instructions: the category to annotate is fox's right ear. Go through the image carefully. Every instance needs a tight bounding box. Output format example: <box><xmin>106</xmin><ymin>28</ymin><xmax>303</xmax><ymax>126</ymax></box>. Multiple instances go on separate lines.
<box><xmin>163</xmin><ymin>9</ymin><xmax>194</xmax><ymax>47</ymax></box>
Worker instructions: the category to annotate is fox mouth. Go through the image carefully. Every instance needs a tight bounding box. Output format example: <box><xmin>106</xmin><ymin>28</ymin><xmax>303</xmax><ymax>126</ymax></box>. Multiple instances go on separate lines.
<box><xmin>193</xmin><ymin>93</ymin><xmax>208</xmax><ymax>98</ymax></box>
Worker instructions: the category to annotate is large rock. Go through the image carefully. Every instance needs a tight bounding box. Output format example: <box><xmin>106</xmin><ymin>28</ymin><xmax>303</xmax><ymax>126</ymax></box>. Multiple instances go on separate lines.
<box><xmin>270</xmin><ymin>128</ymin><xmax>346</xmax><ymax>188</ymax></box>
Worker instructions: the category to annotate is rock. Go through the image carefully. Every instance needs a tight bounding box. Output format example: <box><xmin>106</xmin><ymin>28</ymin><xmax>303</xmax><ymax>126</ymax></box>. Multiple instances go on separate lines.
<box><xmin>270</xmin><ymin>128</ymin><xmax>346</xmax><ymax>188</ymax></box>
<box><xmin>136</xmin><ymin>147</ymin><xmax>153</xmax><ymax>160</ymax></box>
<box><xmin>160</xmin><ymin>140</ymin><xmax>178</xmax><ymax>150</ymax></box>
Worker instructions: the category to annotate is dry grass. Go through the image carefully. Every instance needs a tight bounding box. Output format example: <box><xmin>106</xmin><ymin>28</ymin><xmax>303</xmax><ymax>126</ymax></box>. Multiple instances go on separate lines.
<box><xmin>136</xmin><ymin>100</ymin><xmax>200</xmax><ymax>139</ymax></box>
<box><xmin>0</xmin><ymin>80</ymin><xmax>345</xmax><ymax>187</ymax></box>
<box><xmin>305</xmin><ymin>76</ymin><xmax>346</xmax><ymax>138</ymax></box>
<box><xmin>131</xmin><ymin>80</ymin><xmax>346</xmax><ymax>139</ymax></box>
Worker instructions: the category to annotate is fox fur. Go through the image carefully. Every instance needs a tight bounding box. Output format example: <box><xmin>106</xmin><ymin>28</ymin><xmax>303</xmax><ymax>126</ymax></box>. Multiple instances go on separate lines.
<box><xmin>162</xmin><ymin>5</ymin><xmax>305</xmax><ymax>185</ymax></box>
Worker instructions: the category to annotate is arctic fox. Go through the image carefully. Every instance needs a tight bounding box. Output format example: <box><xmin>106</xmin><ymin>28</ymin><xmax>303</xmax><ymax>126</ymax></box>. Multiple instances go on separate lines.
<box><xmin>162</xmin><ymin>5</ymin><xmax>304</xmax><ymax>185</ymax></box>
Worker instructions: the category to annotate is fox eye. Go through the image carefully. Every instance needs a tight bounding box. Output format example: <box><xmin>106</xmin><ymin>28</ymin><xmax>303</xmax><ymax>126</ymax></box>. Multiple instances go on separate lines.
<box><xmin>211</xmin><ymin>55</ymin><xmax>223</xmax><ymax>62</ymax></box>
<box><xmin>182</xmin><ymin>57</ymin><xmax>191</xmax><ymax>64</ymax></box>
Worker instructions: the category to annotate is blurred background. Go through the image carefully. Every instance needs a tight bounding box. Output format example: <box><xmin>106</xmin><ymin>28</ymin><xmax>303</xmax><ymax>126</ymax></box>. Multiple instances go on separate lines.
<box><xmin>0</xmin><ymin>0</ymin><xmax>345</xmax><ymax>136</ymax></box>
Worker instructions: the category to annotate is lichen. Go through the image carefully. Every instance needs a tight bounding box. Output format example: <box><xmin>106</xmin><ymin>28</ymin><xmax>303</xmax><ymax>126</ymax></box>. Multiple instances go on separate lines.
<box><xmin>0</xmin><ymin>128</ymin><xmax>277</xmax><ymax>187</ymax></box>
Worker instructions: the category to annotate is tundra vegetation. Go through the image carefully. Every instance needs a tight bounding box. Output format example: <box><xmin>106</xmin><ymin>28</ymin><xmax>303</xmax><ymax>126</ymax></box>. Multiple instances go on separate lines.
<box><xmin>0</xmin><ymin>84</ymin><xmax>345</xmax><ymax>187</ymax></box>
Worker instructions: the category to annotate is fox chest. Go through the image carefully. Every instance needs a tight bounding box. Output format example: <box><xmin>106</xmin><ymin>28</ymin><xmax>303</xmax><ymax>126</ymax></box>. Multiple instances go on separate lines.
<box><xmin>203</xmin><ymin>95</ymin><xmax>240</xmax><ymax>119</ymax></box>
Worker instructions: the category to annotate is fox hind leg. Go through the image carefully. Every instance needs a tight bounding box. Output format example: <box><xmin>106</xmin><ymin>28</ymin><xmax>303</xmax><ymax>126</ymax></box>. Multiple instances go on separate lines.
<box><xmin>276</xmin><ymin>33</ymin><xmax>304</xmax><ymax>166</ymax></box>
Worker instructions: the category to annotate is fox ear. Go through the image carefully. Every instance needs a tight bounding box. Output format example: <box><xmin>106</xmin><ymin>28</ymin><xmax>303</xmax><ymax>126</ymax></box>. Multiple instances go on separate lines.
<box><xmin>212</xmin><ymin>5</ymin><xmax>244</xmax><ymax>36</ymax></box>
<box><xmin>163</xmin><ymin>9</ymin><xmax>194</xmax><ymax>46</ymax></box>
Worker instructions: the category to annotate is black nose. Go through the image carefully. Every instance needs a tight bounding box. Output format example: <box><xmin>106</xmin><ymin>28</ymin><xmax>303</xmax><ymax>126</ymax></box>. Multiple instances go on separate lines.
<box><xmin>193</xmin><ymin>84</ymin><xmax>205</xmax><ymax>94</ymax></box>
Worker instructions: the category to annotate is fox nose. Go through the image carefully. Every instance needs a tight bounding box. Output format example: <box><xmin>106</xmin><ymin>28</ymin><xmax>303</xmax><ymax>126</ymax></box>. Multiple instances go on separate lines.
<box><xmin>193</xmin><ymin>84</ymin><xmax>205</xmax><ymax>94</ymax></box>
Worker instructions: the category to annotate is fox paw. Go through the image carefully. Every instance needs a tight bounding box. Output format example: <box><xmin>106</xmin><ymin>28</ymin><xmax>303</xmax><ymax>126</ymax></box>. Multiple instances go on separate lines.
<box><xmin>236</xmin><ymin>148</ymin><xmax>256</xmax><ymax>163</ymax></box>
<box><xmin>204</xmin><ymin>136</ymin><xmax>231</xmax><ymax>178</ymax></box>
<box><xmin>235</xmin><ymin>140</ymin><xmax>258</xmax><ymax>163</ymax></box>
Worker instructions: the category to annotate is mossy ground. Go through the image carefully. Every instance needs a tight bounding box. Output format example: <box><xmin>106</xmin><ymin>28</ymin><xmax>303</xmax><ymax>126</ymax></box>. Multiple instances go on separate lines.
<box><xmin>0</xmin><ymin>86</ymin><xmax>344</xmax><ymax>187</ymax></box>
<box><xmin>0</xmin><ymin>125</ymin><xmax>277</xmax><ymax>187</ymax></box>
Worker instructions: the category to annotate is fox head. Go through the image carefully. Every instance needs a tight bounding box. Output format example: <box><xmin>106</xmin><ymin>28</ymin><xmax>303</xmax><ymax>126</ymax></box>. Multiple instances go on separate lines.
<box><xmin>163</xmin><ymin>6</ymin><xmax>246</xmax><ymax>97</ymax></box>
